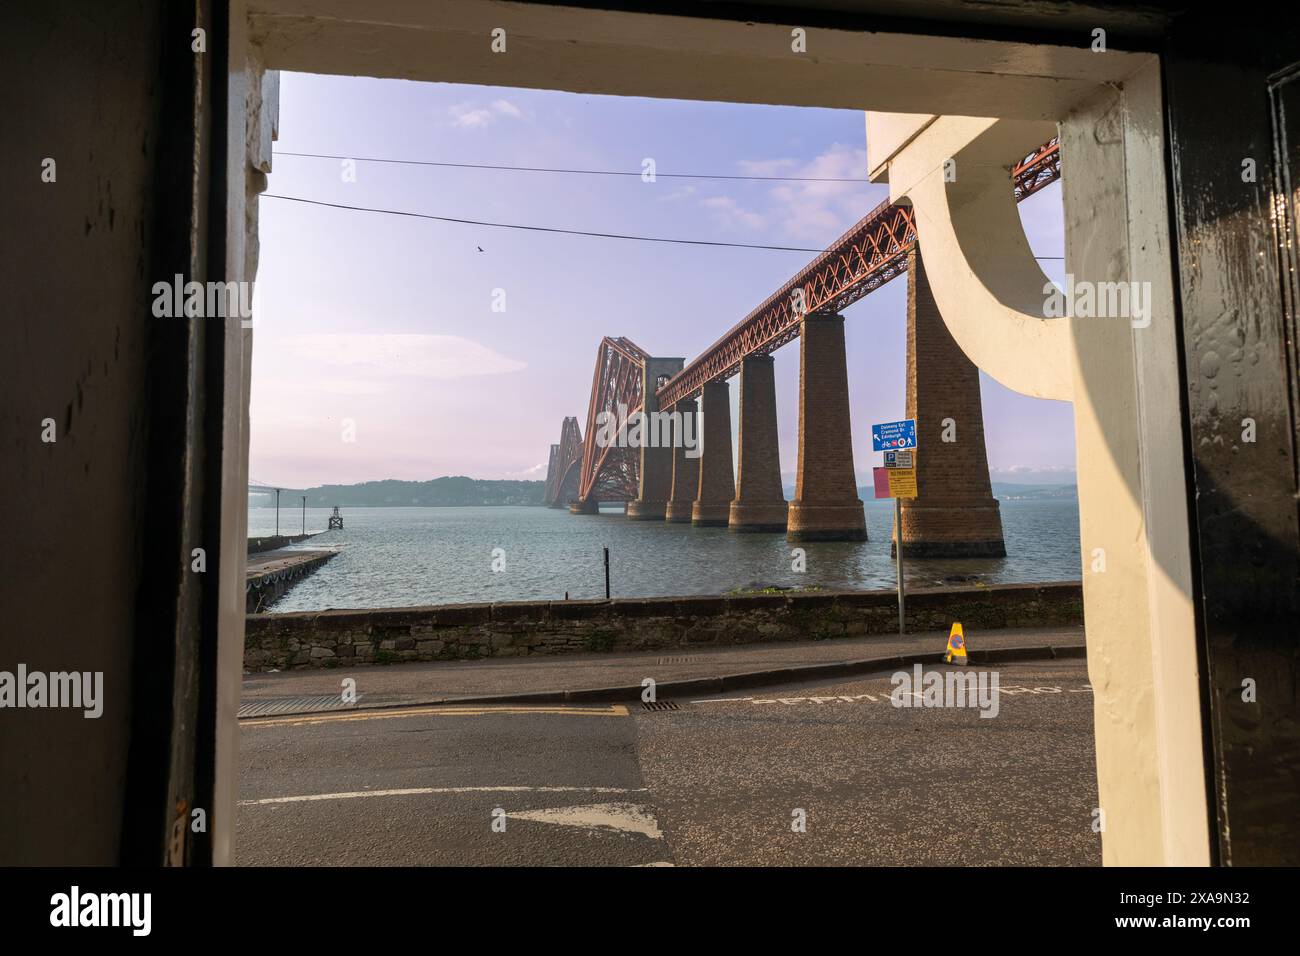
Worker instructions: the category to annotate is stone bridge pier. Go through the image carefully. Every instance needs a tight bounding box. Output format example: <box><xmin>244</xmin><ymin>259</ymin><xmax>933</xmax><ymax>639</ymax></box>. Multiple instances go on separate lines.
<box><xmin>664</xmin><ymin>397</ymin><xmax>699</xmax><ymax>523</ymax></box>
<box><xmin>729</xmin><ymin>354</ymin><xmax>788</xmax><ymax>532</ymax></box>
<box><xmin>692</xmin><ymin>380</ymin><xmax>735</xmax><ymax>526</ymax></box>
<box><xmin>787</xmin><ymin>312</ymin><xmax>867</xmax><ymax>542</ymax></box>
<box><xmin>627</xmin><ymin>356</ymin><xmax>685</xmax><ymax>520</ymax></box>
<box><xmin>897</xmin><ymin>247</ymin><xmax>1006</xmax><ymax>556</ymax></box>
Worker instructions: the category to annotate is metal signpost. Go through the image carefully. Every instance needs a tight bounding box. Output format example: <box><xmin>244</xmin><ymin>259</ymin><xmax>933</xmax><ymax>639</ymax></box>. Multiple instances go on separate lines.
<box><xmin>873</xmin><ymin>420</ymin><xmax>918</xmax><ymax>635</ymax></box>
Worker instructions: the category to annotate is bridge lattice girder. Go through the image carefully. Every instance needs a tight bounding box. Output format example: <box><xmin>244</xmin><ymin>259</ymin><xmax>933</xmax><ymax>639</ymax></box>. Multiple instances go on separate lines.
<box><xmin>549</xmin><ymin>139</ymin><xmax>1061</xmax><ymax>499</ymax></box>
<box><xmin>654</xmin><ymin>137</ymin><xmax>1061</xmax><ymax>409</ymax></box>
<box><xmin>543</xmin><ymin>416</ymin><xmax>583</xmax><ymax>505</ymax></box>
<box><xmin>577</xmin><ymin>337</ymin><xmax>648</xmax><ymax>502</ymax></box>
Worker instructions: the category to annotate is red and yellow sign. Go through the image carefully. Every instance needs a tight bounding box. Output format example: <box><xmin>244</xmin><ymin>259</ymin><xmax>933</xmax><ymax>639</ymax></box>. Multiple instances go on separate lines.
<box><xmin>872</xmin><ymin>463</ymin><xmax>918</xmax><ymax>499</ymax></box>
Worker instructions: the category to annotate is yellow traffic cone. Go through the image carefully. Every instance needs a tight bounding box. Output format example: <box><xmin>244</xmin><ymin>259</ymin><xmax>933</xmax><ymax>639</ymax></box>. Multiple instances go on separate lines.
<box><xmin>944</xmin><ymin>622</ymin><xmax>968</xmax><ymax>665</ymax></box>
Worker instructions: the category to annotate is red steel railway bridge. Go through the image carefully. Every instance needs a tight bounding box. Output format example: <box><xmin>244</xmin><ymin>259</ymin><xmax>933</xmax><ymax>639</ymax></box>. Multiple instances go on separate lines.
<box><xmin>542</xmin><ymin>138</ymin><xmax>1061</xmax><ymax>552</ymax></box>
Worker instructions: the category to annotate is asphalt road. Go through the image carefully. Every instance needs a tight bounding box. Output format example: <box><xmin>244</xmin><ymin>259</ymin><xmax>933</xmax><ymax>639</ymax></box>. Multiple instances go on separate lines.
<box><xmin>237</xmin><ymin>660</ymin><xmax>1101</xmax><ymax>866</ymax></box>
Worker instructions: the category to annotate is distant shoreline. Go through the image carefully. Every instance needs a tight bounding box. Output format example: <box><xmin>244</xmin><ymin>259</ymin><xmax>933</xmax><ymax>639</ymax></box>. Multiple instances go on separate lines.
<box><xmin>249</xmin><ymin>476</ymin><xmax>1076</xmax><ymax>509</ymax></box>
<box><xmin>247</xmin><ymin>475</ymin><xmax>545</xmax><ymax>508</ymax></box>
<box><xmin>248</xmin><ymin>501</ymin><xmax>547</xmax><ymax>508</ymax></box>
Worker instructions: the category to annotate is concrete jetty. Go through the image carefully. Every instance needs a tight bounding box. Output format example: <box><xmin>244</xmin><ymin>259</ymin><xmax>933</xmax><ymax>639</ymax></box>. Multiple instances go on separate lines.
<box><xmin>248</xmin><ymin>532</ymin><xmax>321</xmax><ymax>556</ymax></box>
<box><xmin>246</xmin><ymin>547</ymin><xmax>340</xmax><ymax>613</ymax></box>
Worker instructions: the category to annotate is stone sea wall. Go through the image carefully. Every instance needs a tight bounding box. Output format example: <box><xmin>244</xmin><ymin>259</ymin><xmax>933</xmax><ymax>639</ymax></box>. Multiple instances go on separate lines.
<box><xmin>243</xmin><ymin>581</ymin><xmax>1083</xmax><ymax>671</ymax></box>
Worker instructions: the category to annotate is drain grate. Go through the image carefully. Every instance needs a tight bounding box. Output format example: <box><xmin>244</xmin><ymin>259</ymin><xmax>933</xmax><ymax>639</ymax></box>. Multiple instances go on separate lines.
<box><xmin>641</xmin><ymin>700</ymin><xmax>681</xmax><ymax>712</ymax></box>
<box><xmin>656</xmin><ymin>656</ymin><xmax>704</xmax><ymax>665</ymax></box>
<box><xmin>238</xmin><ymin>694</ymin><xmax>363</xmax><ymax>719</ymax></box>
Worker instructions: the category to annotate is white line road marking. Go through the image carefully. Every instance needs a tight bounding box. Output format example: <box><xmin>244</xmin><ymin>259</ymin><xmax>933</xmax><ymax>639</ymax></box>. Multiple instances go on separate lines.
<box><xmin>509</xmin><ymin>802</ymin><xmax>664</xmax><ymax>839</ymax></box>
<box><xmin>689</xmin><ymin>685</ymin><xmax>1094</xmax><ymax>707</ymax></box>
<box><xmin>243</xmin><ymin>703</ymin><xmax>628</xmax><ymax>728</ymax></box>
<box><xmin>240</xmin><ymin>785</ymin><xmax>646</xmax><ymax>807</ymax></box>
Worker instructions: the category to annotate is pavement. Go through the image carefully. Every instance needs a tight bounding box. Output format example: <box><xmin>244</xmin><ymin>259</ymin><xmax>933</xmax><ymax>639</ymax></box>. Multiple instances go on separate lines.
<box><xmin>236</xmin><ymin>658</ymin><xmax>1101</xmax><ymax>866</ymax></box>
<box><xmin>240</xmin><ymin>624</ymin><xmax>1085</xmax><ymax>713</ymax></box>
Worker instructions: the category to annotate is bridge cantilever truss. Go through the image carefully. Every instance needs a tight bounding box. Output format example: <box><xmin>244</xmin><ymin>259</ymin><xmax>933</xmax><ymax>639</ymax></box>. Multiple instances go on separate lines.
<box><xmin>549</xmin><ymin>138</ymin><xmax>1061</xmax><ymax>508</ymax></box>
<box><xmin>575</xmin><ymin>336</ymin><xmax>648</xmax><ymax>502</ymax></box>
<box><xmin>654</xmin><ymin>137</ymin><xmax>1061</xmax><ymax>409</ymax></box>
<box><xmin>542</xmin><ymin>416</ymin><xmax>583</xmax><ymax>506</ymax></box>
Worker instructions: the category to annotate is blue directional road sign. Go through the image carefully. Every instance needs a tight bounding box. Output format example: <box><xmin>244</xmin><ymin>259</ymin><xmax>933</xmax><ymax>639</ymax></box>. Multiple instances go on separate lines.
<box><xmin>872</xmin><ymin>419</ymin><xmax>917</xmax><ymax>451</ymax></box>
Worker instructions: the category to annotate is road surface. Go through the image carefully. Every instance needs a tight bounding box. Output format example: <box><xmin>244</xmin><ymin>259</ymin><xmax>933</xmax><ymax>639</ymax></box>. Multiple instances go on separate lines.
<box><xmin>237</xmin><ymin>659</ymin><xmax>1101</xmax><ymax>866</ymax></box>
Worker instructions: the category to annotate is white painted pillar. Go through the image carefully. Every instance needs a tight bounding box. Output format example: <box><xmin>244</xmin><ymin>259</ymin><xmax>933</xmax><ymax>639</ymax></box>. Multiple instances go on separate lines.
<box><xmin>869</xmin><ymin>64</ymin><xmax>1210</xmax><ymax>865</ymax></box>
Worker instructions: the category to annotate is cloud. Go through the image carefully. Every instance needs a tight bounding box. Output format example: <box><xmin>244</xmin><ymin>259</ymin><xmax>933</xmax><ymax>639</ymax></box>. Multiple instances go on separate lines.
<box><xmin>256</xmin><ymin>378</ymin><xmax>392</xmax><ymax>398</ymax></box>
<box><xmin>735</xmin><ymin>158</ymin><xmax>799</xmax><ymax>177</ymax></box>
<box><xmin>310</xmin><ymin>379</ymin><xmax>392</xmax><ymax>396</ymax></box>
<box><xmin>990</xmin><ymin>465</ymin><xmax>1077</xmax><ymax>484</ymax></box>
<box><xmin>451</xmin><ymin>108</ymin><xmax>492</xmax><ymax>129</ymax></box>
<box><xmin>995</xmin><ymin>464</ymin><xmax>1075</xmax><ymax>474</ymax></box>
<box><xmin>508</xmin><ymin>461</ymin><xmax>549</xmax><ymax>479</ymax></box>
<box><xmin>281</xmin><ymin>334</ymin><xmax>526</xmax><ymax>379</ymax></box>
<box><xmin>449</xmin><ymin>99</ymin><xmax>526</xmax><ymax>129</ymax></box>
<box><xmin>699</xmin><ymin>144</ymin><xmax>876</xmax><ymax>243</ymax></box>
<box><xmin>764</xmin><ymin>144</ymin><xmax>872</xmax><ymax>240</ymax></box>
<box><xmin>701</xmin><ymin>195</ymin><xmax>766</xmax><ymax>231</ymax></box>
<box><xmin>657</xmin><ymin>184</ymin><xmax>697</xmax><ymax>203</ymax></box>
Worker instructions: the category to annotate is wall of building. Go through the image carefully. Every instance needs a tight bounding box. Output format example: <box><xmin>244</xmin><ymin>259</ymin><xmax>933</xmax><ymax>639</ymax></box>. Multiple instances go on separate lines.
<box><xmin>0</xmin><ymin>1</ymin><xmax>165</xmax><ymax>865</ymax></box>
<box><xmin>244</xmin><ymin>582</ymin><xmax>1083</xmax><ymax>670</ymax></box>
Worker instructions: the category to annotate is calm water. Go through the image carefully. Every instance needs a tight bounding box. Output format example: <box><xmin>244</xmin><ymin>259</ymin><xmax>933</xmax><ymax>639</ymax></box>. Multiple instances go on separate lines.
<box><xmin>249</xmin><ymin>499</ymin><xmax>1081</xmax><ymax>612</ymax></box>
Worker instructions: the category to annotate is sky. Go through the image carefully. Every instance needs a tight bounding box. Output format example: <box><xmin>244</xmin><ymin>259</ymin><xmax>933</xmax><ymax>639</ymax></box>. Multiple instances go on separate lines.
<box><xmin>249</xmin><ymin>72</ymin><xmax>1076</xmax><ymax>489</ymax></box>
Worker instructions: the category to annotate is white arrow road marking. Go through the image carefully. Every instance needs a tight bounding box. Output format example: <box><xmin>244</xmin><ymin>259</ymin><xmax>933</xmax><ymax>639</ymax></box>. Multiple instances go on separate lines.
<box><xmin>509</xmin><ymin>802</ymin><xmax>663</xmax><ymax>839</ymax></box>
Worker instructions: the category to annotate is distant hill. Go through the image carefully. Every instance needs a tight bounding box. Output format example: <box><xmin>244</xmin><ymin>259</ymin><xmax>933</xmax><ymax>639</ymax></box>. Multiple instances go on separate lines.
<box><xmin>991</xmin><ymin>482</ymin><xmax>1077</xmax><ymax>500</ymax></box>
<box><xmin>251</xmin><ymin>476</ymin><xmax>545</xmax><ymax>507</ymax></box>
<box><xmin>255</xmin><ymin>477</ymin><xmax>1074</xmax><ymax>509</ymax></box>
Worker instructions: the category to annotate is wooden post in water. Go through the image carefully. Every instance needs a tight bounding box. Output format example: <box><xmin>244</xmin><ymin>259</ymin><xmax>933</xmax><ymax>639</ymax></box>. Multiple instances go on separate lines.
<box><xmin>301</xmin><ymin>495</ymin><xmax>306</xmax><ymax>535</ymax></box>
<box><xmin>603</xmin><ymin>546</ymin><xmax>610</xmax><ymax>600</ymax></box>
